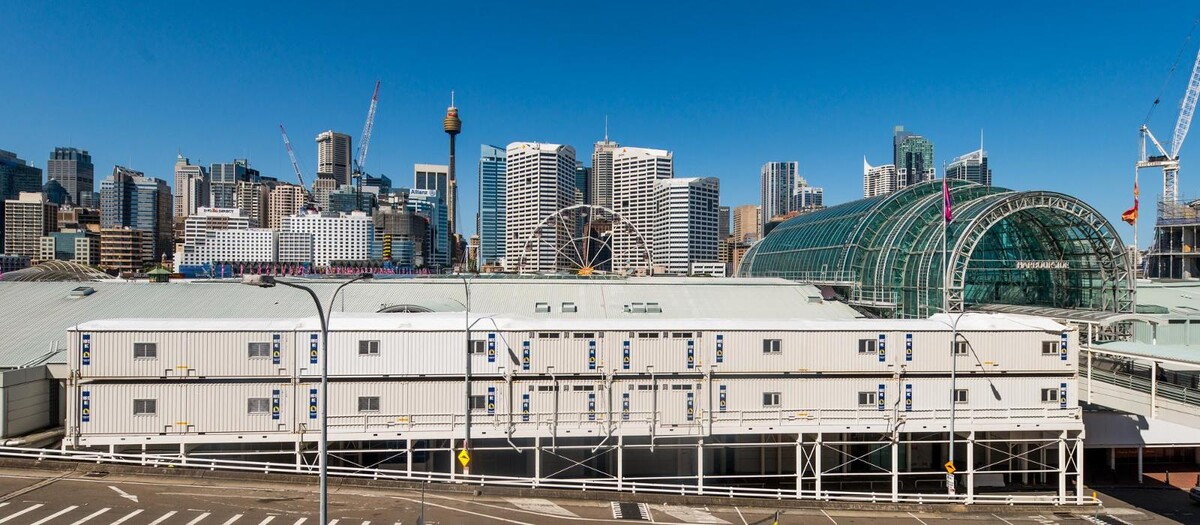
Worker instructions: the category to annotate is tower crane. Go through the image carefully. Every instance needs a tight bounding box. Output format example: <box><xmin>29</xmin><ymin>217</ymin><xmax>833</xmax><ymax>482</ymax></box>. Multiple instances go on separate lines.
<box><xmin>279</xmin><ymin>124</ymin><xmax>308</xmax><ymax>190</ymax></box>
<box><xmin>351</xmin><ymin>80</ymin><xmax>380</xmax><ymax>210</ymax></box>
<box><xmin>1139</xmin><ymin>42</ymin><xmax>1200</xmax><ymax>205</ymax></box>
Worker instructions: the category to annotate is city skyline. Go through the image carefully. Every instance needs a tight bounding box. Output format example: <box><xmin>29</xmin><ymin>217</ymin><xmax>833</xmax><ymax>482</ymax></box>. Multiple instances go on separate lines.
<box><xmin>3</xmin><ymin>2</ymin><xmax>1199</xmax><ymax>247</ymax></box>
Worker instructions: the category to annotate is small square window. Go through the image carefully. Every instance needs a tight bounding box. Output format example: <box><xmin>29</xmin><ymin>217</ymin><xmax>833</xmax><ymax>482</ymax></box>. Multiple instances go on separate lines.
<box><xmin>953</xmin><ymin>341</ymin><xmax>969</xmax><ymax>355</ymax></box>
<box><xmin>358</xmin><ymin>340</ymin><xmax>380</xmax><ymax>356</ymax></box>
<box><xmin>1041</xmin><ymin>341</ymin><xmax>1060</xmax><ymax>355</ymax></box>
<box><xmin>247</xmin><ymin>398</ymin><xmax>270</xmax><ymax>414</ymax></box>
<box><xmin>857</xmin><ymin>339</ymin><xmax>876</xmax><ymax>354</ymax></box>
<box><xmin>762</xmin><ymin>339</ymin><xmax>782</xmax><ymax>354</ymax></box>
<box><xmin>133</xmin><ymin>342</ymin><xmax>157</xmax><ymax>359</ymax></box>
<box><xmin>762</xmin><ymin>392</ymin><xmax>781</xmax><ymax>407</ymax></box>
<box><xmin>1041</xmin><ymin>388</ymin><xmax>1059</xmax><ymax>402</ymax></box>
<box><xmin>953</xmin><ymin>389</ymin><xmax>968</xmax><ymax>404</ymax></box>
<box><xmin>469</xmin><ymin>395</ymin><xmax>487</xmax><ymax>410</ymax></box>
<box><xmin>358</xmin><ymin>396</ymin><xmax>380</xmax><ymax>412</ymax></box>
<box><xmin>248</xmin><ymin>342</ymin><xmax>271</xmax><ymax>358</ymax></box>
<box><xmin>857</xmin><ymin>391</ymin><xmax>878</xmax><ymax>406</ymax></box>
<box><xmin>133</xmin><ymin>399</ymin><xmax>157</xmax><ymax>415</ymax></box>
<box><xmin>470</xmin><ymin>340</ymin><xmax>486</xmax><ymax>354</ymax></box>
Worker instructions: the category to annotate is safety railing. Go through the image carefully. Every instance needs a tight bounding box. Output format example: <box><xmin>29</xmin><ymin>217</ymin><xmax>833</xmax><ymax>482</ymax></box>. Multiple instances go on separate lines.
<box><xmin>1088</xmin><ymin>367</ymin><xmax>1200</xmax><ymax>407</ymax></box>
<box><xmin>0</xmin><ymin>445</ymin><xmax>1098</xmax><ymax>506</ymax></box>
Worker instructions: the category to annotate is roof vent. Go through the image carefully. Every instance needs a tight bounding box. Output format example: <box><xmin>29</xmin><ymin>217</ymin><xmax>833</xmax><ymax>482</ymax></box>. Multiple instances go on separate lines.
<box><xmin>68</xmin><ymin>286</ymin><xmax>95</xmax><ymax>299</ymax></box>
<box><xmin>534</xmin><ymin>302</ymin><xmax>551</xmax><ymax>314</ymax></box>
<box><xmin>561</xmin><ymin>302</ymin><xmax>577</xmax><ymax>313</ymax></box>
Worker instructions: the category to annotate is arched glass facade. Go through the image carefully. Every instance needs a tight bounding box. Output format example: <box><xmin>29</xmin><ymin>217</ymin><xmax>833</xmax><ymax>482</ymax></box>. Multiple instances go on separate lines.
<box><xmin>738</xmin><ymin>181</ymin><xmax>1134</xmax><ymax>318</ymax></box>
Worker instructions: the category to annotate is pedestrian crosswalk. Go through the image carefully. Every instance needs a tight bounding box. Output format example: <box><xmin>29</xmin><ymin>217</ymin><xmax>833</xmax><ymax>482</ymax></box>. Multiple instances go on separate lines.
<box><xmin>0</xmin><ymin>503</ymin><xmax>387</xmax><ymax>525</ymax></box>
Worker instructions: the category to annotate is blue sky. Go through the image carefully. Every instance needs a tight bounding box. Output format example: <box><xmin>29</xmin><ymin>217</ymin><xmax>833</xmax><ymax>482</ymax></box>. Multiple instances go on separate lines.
<box><xmin>2</xmin><ymin>1</ymin><xmax>1198</xmax><ymax>245</ymax></box>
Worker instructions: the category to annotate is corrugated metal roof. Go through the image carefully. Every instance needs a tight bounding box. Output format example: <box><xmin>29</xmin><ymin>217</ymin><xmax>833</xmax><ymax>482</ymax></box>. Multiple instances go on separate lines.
<box><xmin>1135</xmin><ymin>281</ymin><xmax>1200</xmax><ymax>316</ymax></box>
<box><xmin>0</xmin><ymin>276</ymin><xmax>861</xmax><ymax>367</ymax></box>
<box><xmin>1090</xmin><ymin>341</ymin><xmax>1200</xmax><ymax>367</ymax></box>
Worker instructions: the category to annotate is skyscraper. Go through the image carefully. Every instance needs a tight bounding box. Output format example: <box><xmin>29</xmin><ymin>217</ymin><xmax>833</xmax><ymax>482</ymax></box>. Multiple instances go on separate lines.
<box><xmin>718</xmin><ymin>205</ymin><xmax>731</xmax><ymax>240</ymax></box>
<box><xmin>0</xmin><ymin>150</ymin><xmax>43</xmax><ymax>250</ymax></box>
<box><xmin>946</xmin><ymin>149</ymin><xmax>992</xmax><ymax>186</ymax></box>
<box><xmin>3</xmin><ymin>192</ymin><xmax>57</xmax><ymax>259</ymax></box>
<box><xmin>234</xmin><ymin>180</ymin><xmax>270</xmax><ymax>228</ymax></box>
<box><xmin>414</xmin><ymin>164</ymin><xmax>450</xmax><ymax>199</ymax></box>
<box><xmin>47</xmin><ymin>147</ymin><xmax>93</xmax><ymax>206</ymax></box>
<box><xmin>173</xmin><ymin>155</ymin><xmax>209</xmax><ymax>219</ymax></box>
<box><xmin>504</xmin><ymin>142</ymin><xmax>576</xmax><ymax>272</ymax></box>
<box><xmin>590</xmin><ymin>134</ymin><xmax>619</xmax><ymax>209</ymax></box>
<box><xmin>612</xmin><ymin>147</ymin><xmax>673</xmax><ymax>273</ymax></box>
<box><xmin>268</xmin><ymin>184</ymin><xmax>308</xmax><ymax>230</ymax></box>
<box><xmin>478</xmin><ymin>145</ymin><xmax>507</xmax><ymax>269</ymax></box>
<box><xmin>100</xmin><ymin>166</ymin><xmax>173</xmax><ymax>260</ymax></box>
<box><xmin>653</xmin><ymin>177</ymin><xmax>720</xmax><ymax>275</ymax></box>
<box><xmin>407</xmin><ymin>189</ymin><xmax>450</xmax><ymax>268</ymax></box>
<box><xmin>732</xmin><ymin>204</ymin><xmax>761</xmax><ymax>243</ymax></box>
<box><xmin>575</xmin><ymin>164</ymin><xmax>591</xmax><ymax>206</ymax></box>
<box><xmin>893</xmin><ymin>126</ymin><xmax>935</xmax><ymax>187</ymax></box>
<box><xmin>760</xmin><ymin>161</ymin><xmax>797</xmax><ymax>226</ymax></box>
<box><xmin>209</xmin><ymin>159</ymin><xmax>254</xmax><ymax>209</ymax></box>
<box><xmin>792</xmin><ymin>177</ymin><xmax>824</xmax><ymax>211</ymax></box>
<box><xmin>863</xmin><ymin>157</ymin><xmax>899</xmax><ymax>198</ymax></box>
<box><xmin>316</xmin><ymin>131</ymin><xmax>353</xmax><ymax>186</ymax></box>
<box><xmin>443</xmin><ymin>95</ymin><xmax>462</xmax><ymax>243</ymax></box>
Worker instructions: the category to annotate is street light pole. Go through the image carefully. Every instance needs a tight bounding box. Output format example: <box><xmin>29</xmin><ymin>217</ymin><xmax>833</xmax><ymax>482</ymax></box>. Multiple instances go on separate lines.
<box><xmin>243</xmin><ymin>273</ymin><xmax>372</xmax><ymax>524</ymax></box>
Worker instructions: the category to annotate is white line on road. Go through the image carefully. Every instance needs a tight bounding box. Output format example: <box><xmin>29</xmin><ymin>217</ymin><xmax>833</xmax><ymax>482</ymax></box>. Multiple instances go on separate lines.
<box><xmin>30</xmin><ymin>506</ymin><xmax>79</xmax><ymax>525</ymax></box>
<box><xmin>147</xmin><ymin>511</ymin><xmax>178</xmax><ymax>525</ymax></box>
<box><xmin>821</xmin><ymin>509</ymin><xmax>837</xmax><ymax>523</ymax></box>
<box><xmin>291</xmin><ymin>519</ymin><xmax>306</xmax><ymax>525</ymax></box>
<box><xmin>907</xmin><ymin>511</ymin><xmax>929</xmax><ymax>525</ymax></box>
<box><xmin>109</xmin><ymin>509</ymin><xmax>143</xmax><ymax>525</ymax></box>
<box><xmin>220</xmin><ymin>515</ymin><xmax>243</xmax><ymax>525</ymax></box>
<box><xmin>392</xmin><ymin>495</ymin><xmax>534</xmax><ymax>525</ymax></box>
<box><xmin>67</xmin><ymin>507</ymin><xmax>109</xmax><ymax>525</ymax></box>
<box><xmin>362</xmin><ymin>522</ymin><xmax>370</xmax><ymax>525</ymax></box>
<box><xmin>108</xmin><ymin>486</ymin><xmax>138</xmax><ymax>503</ymax></box>
<box><xmin>991</xmin><ymin>514</ymin><xmax>1015</xmax><ymax>525</ymax></box>
<box><xmin>0</xmin><ymin>504</ymin><xmax>7</xmax><ymax>509</ymax></box>
<box><xmin>325</xmin><ymin>520</ymin><xmax>335</xmax><ymax>525</ymax></box>
<box><xmin>256</xmin><ymin>517</ymin><xmax>275</xmax><ymax>525</ymax></box>
<box><xmin>734</xmin><ymin>506</ymin><xmax>748</xmax><ymax>525</ymax></box>
<box><xmin>0</xmin><ymin>503</ymin><xmax>44</xmax><ymax>523</ymax></box>
<box><xmin>186</xmin><ymin>512</ymin><xmax>211</xmax><ymax>524</ymax></box>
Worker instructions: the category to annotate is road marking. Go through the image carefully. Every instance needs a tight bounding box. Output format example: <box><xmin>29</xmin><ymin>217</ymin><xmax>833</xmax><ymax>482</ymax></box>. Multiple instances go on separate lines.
<box><xmin>108</xmin><ymin>485</ymin><xmax>138</xmax><ymax>503</ymax></box>
<box><xmin>30</xmin><ymin>506</ymin><xmax>79</xmax><ymax>525</ymax></box>
<box><xmin>734</xmin><ymin>506</ymin><xmax>748</xmax><ymax>525</ymax></box>
<box><xmin>292</xmin><ymin>519</ymin><xmax>306</xmax><ymax>525</ymax></box>
<box><xmin>653</xmin><ymin>504</ymin><xmax>728</xmax><ymax>524</ymax></box>
<box><xmin>109</xmin><ymin>509</ymin><xmax>143</xmax><ymax>525</ymax></box>
<box><xmin>907</xmin><ymin>511</ymin><xmax>928</xmax><ymax>525</ymax></box>
<box><xmin>392</xmin><ymin>495</ymin><xmax>533</xmax><ymax>525</ymax></box>
<box><xmin>0</xmin><ymin>504</ymin><xmax>7</xmax><ymax>508</ymax></box>
<box><xmin>186</xmin><ymin>512</ymin><xmax>212</xmax><ymax>524</ymax></box>
<box><xmin>221</xmin><ymin>515</ymin><xmax>243</xmax><ymax>525</ymax></box>
<box><xmin>325</xmin><ymin>520</ymin><xmax>335</xmax><ymax>525</ymax></box>
<box><xmin>68</xmin><ymin>507</ymin><xmax>110</xmax><ymax>525</ymax></box>
<box><xmin>821</xmin><ymin>509</ymin><xmax>837</xmax><ymax>524</ymax></box>
<box><xmin>505</xmin><ymin>498</ymin><xmax>578</xmax><ymax>518</ymax></box>
<box><xmin>257</xmin><ymin>517</ymin><xmax>276</xmax><ymax>525</ymax></box>
<box><xmin>148</xmin><ymin>511</ymin><xmax>178</xmax><ymax>525</ymax></box>
<box><xmin>0</xmin><ymin>503</ymin><xmax>44</xmax><ymax>523</ymax></box>
<box><xmin>991</xmin><ymin>514</ymin><xmax>1015</xmax><ymax>525</ymax></box>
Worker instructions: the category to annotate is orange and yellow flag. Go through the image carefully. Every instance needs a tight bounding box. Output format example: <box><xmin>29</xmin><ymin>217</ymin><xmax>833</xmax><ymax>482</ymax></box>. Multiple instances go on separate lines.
<box><xmin>1121</xmin><ymin>180</ymin><xmax>1139</xmax><ymax>225</ymax></box>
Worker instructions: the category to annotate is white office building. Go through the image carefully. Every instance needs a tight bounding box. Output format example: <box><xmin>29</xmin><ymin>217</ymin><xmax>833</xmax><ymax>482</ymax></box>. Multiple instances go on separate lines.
<box><xmin>590</xmin><ymin>137</ymin><xmax>619</xmax><ymax>209</ymax></box>
<box><xmin>281</xmin><ymin>211</ymin><xmax>372</xmax><ymax>267</ymax></box>
<box><xmin>760</xmin><ymin>161</ymin><xmax>797</xmax><ymax>226</ymax></box>
<box><xmin>612</xmin><ymin>147</ymin><xmax>672</xmax><ymax>274</ymax></box>
<box><xmin>863</xmin><ymin>157</ymin><xmax>900</xmax><ymax>198</ymax></box>
<box><xmin>653</xmin><ymin>177</ymin><xmax>720</xmax><ymax>275</ymax></box>
<box><xmin>172</xmin><ymin>155</ymin><xmax>209</xmax><ymax>219</ymax></box>
<box><xmin>504</xmin><ymin>142</ymin><xmax>576</xmax><ymax>273</ymax></box>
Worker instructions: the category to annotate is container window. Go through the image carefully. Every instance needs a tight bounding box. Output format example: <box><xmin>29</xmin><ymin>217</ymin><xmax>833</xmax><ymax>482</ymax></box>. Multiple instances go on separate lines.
<box><xmin>571</xmin><ymin>385</ymin><xmax>595</xmax><ymax>391</ymax></box>
<box><xmin>358</xmin><ymin>396</ymin><xmax>381</xmax><ymax>412</ymax></box>
<box><xmin>537</xmin><ymin>332</ymin><xmax>561</xmax><ymax>339</ymax></box>
<box><xmin>536</xmin><ymin>385</ymin><xmax>559</xmax><ymax>392</ymax></box>
<box><xmin>762</xmin><ymin>392</ymin><xmax>781</xmax><ymax>407</ymax></box>
<box><xmin>247</xmin><ymin>398</ymin><xmax>270</xmax><ymax>414</ymax></box>
<box><xmin>635</xmin><ymin>384</ymin><xmax>657</xmax><ymax>391</ymax></box>
<box><xmin>572</xmin><ymin>332</ymin><xmax>595</xmax><ymax>339</ymax></box>
<box><xmin>672</xmin><ymin>332</ymin><xmax>693</xmax><ymax>339</ymax></box>
<box><xmin>133</xmin><ymin>342</ymin><xmax>157</xmax><ymax>359</ymax></box>
<box><xmin>247</xmin><ymin>342</ymin><xmax>271</xmax><ymax>359</ymax></box>
<box><xmin>857</xmin><ymin>339</ymin><xmax>876</xmax><ymax>354</ymax></box>
<box><xmin>762</xmin><ymin>339</ymin><xmax>782</xmax><ymax>354</ymax></box>
<box><xmin>1040</xmin><ymin>388</ymin><xmax>1059</xmax><ymax>402</ymax></box>
<box><xmin>358</xmin><ymin>340</ymin><xmax>380</xmax><ymax>356</ymax></box>
<box><xmin>1041</xmin><ymin>341</ymin><xmax>1059</xmax><ymax>355</ymax></box>
<box><xmin>470</xmin><ymin>340</ymin><xmax>486</xmax><ymax>354</ymax></box>
<box><xmin>670</xmin><ymin>384</ymin><xmax>693</xmax><ymax>390</ymax></box>
<box><xmin>469</xmin><ymin>395</ymin><xmax>487</xmax><ymax>410</ymax></box>
<box><xmin>954</xmin><ymin>341</ymin><xmax>970</xmax><ymax>356</ymax></box>
<box><xmin>561</xmin><ymin>302</ymin><xmax>577</xmax><ymax>313</ymax></box>
<box><xmin>953</xmin><ymin>389</ymin><xmax>969</xmax><ymax>404</ymax></box>
<box><xmin>857</xmin><ymin>391</ymin><xmax>877</xmax><ymax>406</ymax></box>
<box><xmin>133</xmin><ymin>399</ymin><xmax>157</xmax><ymax>415</ymax></box>
<box><xmin>637</xmin><ymin>332</ymin><xmax>659</xmax><ymax>339</ymax></box>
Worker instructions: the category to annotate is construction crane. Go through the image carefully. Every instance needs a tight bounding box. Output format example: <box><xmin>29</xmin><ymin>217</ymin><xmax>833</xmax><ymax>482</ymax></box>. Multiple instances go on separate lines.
<box><xmin>351</xmin><ymin>81</ymin><xmax>380</xmax><ymax>211</ymax></box>
<box><xmin>279</xmin><ymin>124</ymin><xmax>307</xmax><ymax>190</ymax></box>
<box><xmin>1139</xmin><ymin>41</ymin><xmax>1200</xmax><ymax>205</ymax></box>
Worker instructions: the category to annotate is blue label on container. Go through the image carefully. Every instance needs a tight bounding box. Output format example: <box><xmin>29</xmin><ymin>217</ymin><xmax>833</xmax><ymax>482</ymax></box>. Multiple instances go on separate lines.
<box><xmin>588</xmin><ymin>340</ymin><xmax>596</xmax><ymax>370</ymax></box>
<box><xmin>81</xmin><ymin>391</ymin><xmax>90</xmax><ymax>423</ymax></box>
<box><xmin>687</xmin><ymin>392</ymin><xmax>695</xmax><ymax>421</ymax></box>
<box><xmin>687</xmin><ymin>340</ymin><xmax>695</xmax><ymax>369</ymax></box>
<box><xmin>308</xmin><ymin>388</ymin><xmax>318</xmax><ymax>420</ymax></box>
<box><xmin>1060</xmin><ymin>332</ymin><xmax>1068</xmax><ymax>361</ymax></box>
<box><xmin>487</xmin><ymin>386</ymin><xmax>496</xmax><ymax>415</ymax></box>
<box><xmin>272</xmin><ymin>389</ymin><xmax>281</xmax><ymax>420</ymax></box>
<box><xmin>622</xmin><ymin>341</ymin><xmax>630</xmax><ymax>370</ymax></box>
<box><xmin>905</xmin><ymin>333</ymin><xmax>913</xmax><ymax>362</ymax></box>
<box><xmin>521</xmin><ymin>393</ymin><xmax>530</xmax><ymax>421</ymax></box>
<box><xmin>272</xmin><ymin>334</ymin><xmax>281</xmax><ymax>365</ymax></box>
<box><xmin>878</xmin><ymin>334</ymin><xmax>886</xmax><ymax>362</ymax></box>
<box><xmin>877</xmin><ymin>383</ymin><xmax>886</xmax><ymax>411</ymax></box>
<box><xmin>588</xmin><ymin>392</ymin><xmax>596</xmax><ymax>420</ymax></box>
<box><xmin>622</xmin><ymin>393</ymin><xmax>630</xmax><ymax>420</ymax></box>
<box><xmin>309</xmin><ymin>334</ymin><xmax>318</xmax><ymax>364</ymax></box>
<box><xmin>487</xmin><ymin>333</ymin><xmax>496</xmax><ymax>363</ymax></box>
<box><xmin>715</xmin><ymin>334</ymin><xmax>724</xmax><ymax>363</ymax></box>
<box><xmin>522</xmin><ymin>341</ymin><xmax>530</xmax><ymax>371</ymax></box>
<box><xmin>81</xmin><ymin>334</ymin><xmax>91</xmax><ymax>366</ymax></box>
<box><xmin>1060</xmin><ymin>382</ymin><xmax>1068</xmax><ymax>408</ymax></box>
<box><xmin>905</xmin><ymin>384</ymin><xmax>912</xmax><ymax>411</ymax></box>
<box><xmin>719</xmin><ymin>385</ymin><xmax>727</xmax><ymax>412</ymax></box>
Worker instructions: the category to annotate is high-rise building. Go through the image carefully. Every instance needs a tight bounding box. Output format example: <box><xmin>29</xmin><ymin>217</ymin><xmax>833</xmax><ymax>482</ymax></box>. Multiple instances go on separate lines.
<box><xmin>177</xmin><ymin>208</ymin><xmax>258</xmax><ymax>270</ymax></box>
<box><xmin>893</xmin><ymin>126</ymin><xmax>935</xmax><ymax>187</ymax></box>
<box><xmin>407</xmin><ymin>189</ymin><xmax>450</xmax><ymax>268</ymax></box>
<box><xmin>100</xmin><ymin>166</ymin><xmax>173</xmax><ymax>260</ymax></box>
<box><xmin>100</xmin><ymin>227</ymin><xmax>148</xmax><ymax>274</ymax></box>
<box><xmin>43</xmin><ymin>180</ymin><xmax>69</xmax><ymax>206</ymax></box>
<box><xmin>946</xmin><ymin>149</ymin><xmax>992</xmax><ymax>186</ymax></box>
<box><xmin>281</xmin><ymin>211</ymin><xmax>372</xmax><ymax>268</ymax></box>
<box><xmin>590</xmin><ymin>136</ymin><xmax>619</xmax><ymax>209</ymax></box>
<box><xmin>443</xmin><ymin>96</ymin><xmax>462</xmax><ymax>244</ymax></box>
<box><xmin>173</xmin><ymin>155</ymin><xmax>209</xmax><ymax>220</ymax></box>
<box><xmin>793</xmin><ymin>177</ymin><xmax>825</xmax><ymax>211</ymax></box>
<box><xmin>327</xmin><ymin>184</ymin><xmax>376</xmax><ymax>214</ymax></box>
<box><xmin>732</xmin><ymin>204</ymin><xmax>761</xmax><ymax>244</ymax></box>
<box><xmin>760</xmin><ymin>161</ymin><xmax>797</xmax><ymax>227</ymax></box>
<box><xmin>47</xmin><ymin>147</ymin><xmax>93</xmax><ymax>206</ymax></box>
<box><xmin>653</xmin><ymin>177</ymin><xmax>720</xmax><ymax>275</ymax></box>
<box><xmin>209</xmin><ymin>159</ymin><xmax>254</xmax><ymax>209</ymax></box>
<box><xmin>3</xmin><ymin>192</ymin><xmax>58</xmax><ymax>259</ymax></box>
<box><xmin>373</xmin><ymin>205</ymin><xmax>428</xmax><ymax>268</ymax></box>
<box><xmin>0</xmin><ymin>150</ymin><xmax>43</xmax><ymax>251</ymax></box>
<box><xmin>40</xmin><ymin>231</ymin><xmax>100</xmax><ymax>266</ymax></box>
<box><xmin>718</xmin><ymin>205</ymin><xmax>731</xmax><ymax>240</ymax></box>
<box><xmin>311</xmin><ymin>177</ymin><xmax>337</xmax><ymax>212</ymax></box>
<box><xmin>478</xmin><ymin>145</ymin><xmax>507</xmax><ymax>269</ymax></box>
<box><xmin>504</xmin><ymin>142</ymin><xmax>576</xmax><ymax>272</ymax></box>
<box><xmin>316</xmin><ymin>131</ymin><xmax>353</xmax><ymax>186</ymax></box>
<box><xmin>863</xmin><ymin>157</ymin><xmax>900</xmax><ymax>198</ymax></box>
<box><xmin>58</xmin><ymin>206</ymin><xmax>100</xmax><ymax>232</ymax></box>
<box><xmin>575</xmin><ymin>164</ymin><xmax>591</xmax><ymax>206</ymax></box>
<box><xmin>234</xmin><ymin>180</ymin><xmax>270</xmax><ymax>228</ymax></box>
<box><xmin>611</xmin><ymin>147</ymin><xmax>672</xmax><ymax>273</ymax></box>
<box><xmin>268</xmin><ymin>184</ymin><xmax>308</xmax><ymax>230</ymax></box>
<box><xmin>414</xmin><ymin>164</ymin><xmax>449</xmax><ymax>199</ymax></box>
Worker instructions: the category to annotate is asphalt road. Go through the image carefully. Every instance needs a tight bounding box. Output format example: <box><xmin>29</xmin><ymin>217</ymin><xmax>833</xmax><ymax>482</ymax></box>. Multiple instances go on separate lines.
<box><xmin>0</xmin><ymin>467</ymin><xmax>1186</xmax><ymax>525</ymax></box>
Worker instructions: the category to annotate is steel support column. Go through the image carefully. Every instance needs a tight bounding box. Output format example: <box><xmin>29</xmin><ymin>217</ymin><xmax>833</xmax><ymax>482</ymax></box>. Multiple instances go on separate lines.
<box><xmin>967</xmin><ymin>431</ymin><xmax>975</xmax><ymax>504</ymax></box>
<box><xmin>1137</xmin><ymin>446</ymin><xmax>1144</xmax><ymax>484</ymax></box>
<box><xmin>697</xmin><ymin>439</ymin><xmax>704</xmax><ymax>495</ymax></box>
<box><xmin>814</xmin><ymin>433</ymin><xmax>823</xmax><ymax>499</ymax></box>
<box><xmin>1058</xmin><ymin>431</ymin><xmax>1067</xmax><ymax>504</ymax></box>
<box><xmin>891</xmin><ymin>437</ymin><xmax>899</xmax><ymax>502</ymax></box>
<box><xmin>1151</xmin><ymin>361</ymin><xmax>1159</xmax><ymax>419</ymax></box>
<box><xmin>616</xmin><ymin>435</ymin><xmax>624</xmax><ymax>491</ymax></box>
